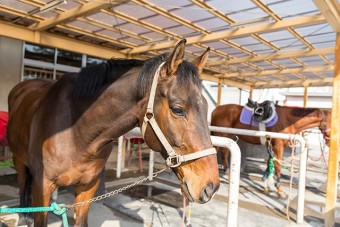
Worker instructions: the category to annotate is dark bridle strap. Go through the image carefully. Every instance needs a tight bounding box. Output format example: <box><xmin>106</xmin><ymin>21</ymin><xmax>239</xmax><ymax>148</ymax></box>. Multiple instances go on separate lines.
<box><xmin>141</xmin><ymin>62</ymin><xmax>216</xmax><ymax>168</ymax></box>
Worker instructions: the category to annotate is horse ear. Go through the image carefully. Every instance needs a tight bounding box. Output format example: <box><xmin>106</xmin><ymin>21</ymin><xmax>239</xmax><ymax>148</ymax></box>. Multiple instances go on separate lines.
<box><xmin>163</xmin><ymin>39</ymin><xmax>186</xmax><ymax>78</ymax></box>
<box><xmin>191</xmin><ymin>47</ymin><xmax>210</xmax><ymax>74</ymax></box>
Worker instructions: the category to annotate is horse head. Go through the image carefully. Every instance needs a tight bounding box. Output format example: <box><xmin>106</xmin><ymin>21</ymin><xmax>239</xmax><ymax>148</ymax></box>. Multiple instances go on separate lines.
<box><xmin>140</xmin><ymin>39</ymin><xmax>219</xmax><ymax>203</ymax></box>
<box><xmin>319</xmin><ymin>109</ymin><xmax>331</xmax><ymax>146</ymax></box>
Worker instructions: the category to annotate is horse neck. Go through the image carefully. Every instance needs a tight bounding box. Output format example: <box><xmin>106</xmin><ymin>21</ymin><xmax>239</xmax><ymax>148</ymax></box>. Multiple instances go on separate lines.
<box><xmin>74</xmin><ymin>72</ymin><xmax>147</xmax><ymax>147</ymax></box>
<box><xmin>287</xmin><ymin>108</ymin><xmax>323</xmax><ymax>133</ymax></box>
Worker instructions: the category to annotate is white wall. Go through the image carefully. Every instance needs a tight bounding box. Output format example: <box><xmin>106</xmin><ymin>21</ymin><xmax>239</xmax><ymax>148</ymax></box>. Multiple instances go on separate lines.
<box><xmin>0</xmin><ymin>36</ymin><xmax>23</xmax><ymax>111</ymax></box>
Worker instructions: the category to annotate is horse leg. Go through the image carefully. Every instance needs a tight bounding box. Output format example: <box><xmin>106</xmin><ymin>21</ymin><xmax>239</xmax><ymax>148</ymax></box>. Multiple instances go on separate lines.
<box><xmin>73</xmin><ymin>178</ymin><xmax>100</xmax><ymax>227</ymax></box>
<box><xmin>13</xmin><ymin>156</ymin><xmax>34</xmax><ymax>226</ymax></box>
<box><xmin>220</xmin><ymin>147</ymin><xmax>230</xmax><ymax>174</ymax></box>
<box><xmin>31</xmin><ymin>175</ymin><xmax>55</xmax><ymax>227</ymax></box>
<box><xmin>273</xmin><ymin>140</ymin><xmax>284</xmax><ymax>194</ymax></box>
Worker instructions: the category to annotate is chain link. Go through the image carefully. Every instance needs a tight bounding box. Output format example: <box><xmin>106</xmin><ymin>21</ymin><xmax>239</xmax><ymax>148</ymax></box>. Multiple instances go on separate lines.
<box><xmin>64</xmin><ymin>168</ymin><xmax>168</xmax><ymax>210</ymax></box>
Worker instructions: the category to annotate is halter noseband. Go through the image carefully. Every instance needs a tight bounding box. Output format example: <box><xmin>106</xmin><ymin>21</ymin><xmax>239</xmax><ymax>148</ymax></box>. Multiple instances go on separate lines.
<box><xmin>141</xmin><ymin>62</ymin><xmax>216</xmax><ymax>168</ymax></box>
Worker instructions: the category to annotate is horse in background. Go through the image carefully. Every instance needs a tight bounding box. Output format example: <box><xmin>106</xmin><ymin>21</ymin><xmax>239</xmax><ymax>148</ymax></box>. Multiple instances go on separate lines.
<box><xmin>211</xmin><ymin>103</ymin><xmax>331</xmax><ymax>193</ymax></box>
<box><xmin>7</xmin><ymin>39</ymin><xmax>220</xmax><ymax>227</ymax></box>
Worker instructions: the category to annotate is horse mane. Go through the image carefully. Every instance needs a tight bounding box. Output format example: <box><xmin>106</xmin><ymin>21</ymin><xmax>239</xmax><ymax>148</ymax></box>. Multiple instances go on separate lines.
<box><xmin>70</xmin><ymin>58</ymin><xmax>144</xmax><ymax>97</ymax></box>
<box><xmin>136</xmin><ymin>53</ymin><xmax>202</xmax><ymax>99</ymax></box>
<box><xmin>279</xmin><ymin>105</ymin><xmax>319</xmax><ymax>117</ymax></box>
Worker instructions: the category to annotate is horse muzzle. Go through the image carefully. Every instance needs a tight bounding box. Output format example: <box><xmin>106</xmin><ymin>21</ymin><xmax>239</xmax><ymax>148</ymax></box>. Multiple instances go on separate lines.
<box><xmin>182</xmin><ymin>179</ymin><xmax>219</xmax><ymax>204</ymax></box>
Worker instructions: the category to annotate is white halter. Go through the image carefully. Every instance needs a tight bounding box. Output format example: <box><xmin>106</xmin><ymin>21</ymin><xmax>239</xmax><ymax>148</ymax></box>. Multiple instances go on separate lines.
<box><xmin>141</xmin><ymin>62</ymin><xmax>216</xmax><ymax>168</ymax></box>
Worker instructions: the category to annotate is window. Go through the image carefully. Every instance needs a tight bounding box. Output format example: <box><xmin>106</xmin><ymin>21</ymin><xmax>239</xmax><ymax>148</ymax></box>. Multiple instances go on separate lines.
<box><xmin>24</xmin><ymin>43</ymin><xmax>55</xmax><ymax>63</ymax></box>
<box><xmin>23</xmin><ymin>66</ymin><xmax>53</xmax><ymax>80</ymax></box>
<box><xmin>57</xmin><ymin>49</ymin><xmax>82</xmax><ymax>67</ymax></box>
<box><xmin>86</xmin><ymin>56</ymin><xmax>105</xmax><ymax>66</ymax></box>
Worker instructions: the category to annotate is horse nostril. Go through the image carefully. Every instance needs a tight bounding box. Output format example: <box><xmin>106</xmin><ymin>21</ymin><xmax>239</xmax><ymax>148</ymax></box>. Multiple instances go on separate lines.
<box><xmin>200</xmin><ymin>183</ymin><xmax>216</xmax><ymax>203</ymax></box>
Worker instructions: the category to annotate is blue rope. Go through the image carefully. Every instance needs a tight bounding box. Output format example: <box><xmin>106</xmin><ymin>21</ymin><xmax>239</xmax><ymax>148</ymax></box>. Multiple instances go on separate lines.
<box><xmin>0</xmin><ymin>202</ymin><xmax>68</xmax><ymax>227</ymax></box>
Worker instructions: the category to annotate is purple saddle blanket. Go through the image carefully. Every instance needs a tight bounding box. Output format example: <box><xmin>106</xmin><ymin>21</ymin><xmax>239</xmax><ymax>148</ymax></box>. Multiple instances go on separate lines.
<box><xmin>240</xmin><ymin>108</ymin><xmax>278</xmax><ymax>127</ymax></box>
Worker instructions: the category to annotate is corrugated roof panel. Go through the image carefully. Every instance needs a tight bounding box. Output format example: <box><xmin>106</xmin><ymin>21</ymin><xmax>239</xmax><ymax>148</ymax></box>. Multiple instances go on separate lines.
<box><xmin>321</xmin><ymin>71</ymin><xmax>334</xmax><ymax>78</ymax></box>
<box><xmin>203</xmin><ymin>41</ymin><xmax>230</xmax><ymax>49</ymax></box>
<box><xmin>267</xmin><ymin>0</ymin><xmax>318</xmax><ymax>18</ymax></box>
<box><xmin>52</xmin><ymin>27</ymin><xmax>84</xmax><ymax>38</ymax></box>
<box><xmin>272</xmin><ymin>59</ymin><xmax>302</xmax><ymax>68</ymax></box>
<box><xmin>220</xmin><ymin>47</ymin><xmax>248</xmax><ymax>56</ymax></box>
<box><xmin>300</xmin><ymin>72</ymin><xmax>321</xmax><ymax>79</ymax></box>
<box><xmin>252</xmin><ymin>76</ymin><xmax>271</xmax><ymax>82</ymax></box>
<box><xmin>146</xmin><ymin>0</ymin><xmax>191</xmax><ymax>9</ymax></box>
<box><xmin>66</xmin><ymin>20</ymin><xmax>102</xmax><ymax>32</ymax></box>
<box><xmin>97</xmin><ymin>30</ymin><xmax>126</xmax><ymax>40</ymax></box>
<box><xmin>142</xmin><ymin>14</ymin><xmax>180</xmax><ymax>29</ymax></box>
<box><xmin>36</xmin><ymin>10</ymin><xmax>58</xmax><ymax>19</ymax></box>
<box><xmin>298</xmin><ymin>56</ymin><xmax>327</xmax><ymax>65</ymax></box>
<box><xmin>88</xmin><ymin>12</ymin><xmax>125</xmax><ymax>26</ymax></box>
<box><xmin>194</xmin><ymin>17</ymin><xmax>229</xmax><ymax>31</ymax></box>
<box><xmin>265</xmin><ymin>75</ymin><xmax>284</xmax><ymax>81</ymax></box>
<box><xmin>113</xmin><ymin>3</ymin><xmax>155</xmax><ymax>19</ymax></box>
<box><xmin>294</xmin><ymin>23</ymin><xmax>333</xmax><ymax>36</ymax></box>
<box><xmin>271</xmin><ymin>38</ymin><xmax>306</xmax><ymax>49</ymax></box>
<box><xmin>0</xmin><ymin>0</ymin><xmax>35</xmax><ymax>13</ymax></box>
<box><xmin>259</xmin><ymin>30</ymin><xmax>296</xmax><ymax>42</ymax></box>
<box><xmin>171</xmin><ymin>5</ymin><xmax>215</xmax><ymax>21</ymax></box>
<box><xmin>57</xmin><ymin>1</ymin><xmax>81</xmax><ymax>11</ymax></box>
<box><xmin>251</xmin><ymin>61</ymin><xmax>279</xmax><ymax>70</ymax></box>
<box><xmin>324</xmin><ymin>54</ymin><xmax>334</xmax><ymax>63</ymax></box>
<box><xmin>313</xmin><ymin>41</ymin><xmax>335</xmax><ymax>48</ymax></box>
<box><xmin>141</xmin><ymin>32</ymin><xmax>167</xmax><ymax>40</ymax></box>
<box><xmin>244</xmin><ymin>43</ymin><xmax>273</xmax><ymax>53</ymax></box>
<box><xmin>206</xmin><ymin>0</ymin><xmax>257</xmax><ymax>13</ymax></box>
<box><xmin>229</xmin><ymin>36</ymin><xmax>261</xmax><ymax>46</ymax></box>
<box><xmin>118</xmin><ymin>23</ymin><xmax>152</xmax><ymax>34</ymax></box>
<box><xmin>305</xmin><ymin>33</ymin><xmax>335</xmax><ymax>43</ymax></box>
<box><xmin>122</xmin><ymin>37</ymin><xmax>146</xmax><ymax>46</ymax></box>
<box><xmin>0</xmin><ymin>10</ymin><xmax>17</xmax><ymax>20</ymax></box>
<box><xmin>166</xmin><ymin>25</ymin><xmax>197</xmax><ymax>36</ymax></box>
<box><xmin>185</xmin><ymin>45</ymin><xmax>206</xmax><ymax>53</ymax></box>
<box><xmin>281</xmin><ymin>74</ymin><xmax>302</xmax><ymax>80</ymax></box>
<box><xmin>231</xmin><ymin>52</ymin><xmax>252</xmax><ymax>58</ymax></box>
<box><xmin>228</xmin><ymin>8</ymin><xmax>268</xmax><ymax>22</ymax></box>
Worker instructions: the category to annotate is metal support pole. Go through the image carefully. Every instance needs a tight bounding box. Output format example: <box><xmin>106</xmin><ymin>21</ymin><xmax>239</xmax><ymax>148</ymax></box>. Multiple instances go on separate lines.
<box><xmin>209</xmin><ymin>126</ymin><xmax>307</xmax><ymax>224</ymax></box>
<box><xmin>211</xmin><ymin>136</ymin><xmax>241</xmax><ymax>227</ymax></box>
<box><xmin>148</xmin><ymin>149</ymin><xmax>154</xmax><ymax>181</ymax></box>
<box><xmin>116</xmin><ymin>136</ymin><xmax>123</xmax><ymax>178</ymax></box>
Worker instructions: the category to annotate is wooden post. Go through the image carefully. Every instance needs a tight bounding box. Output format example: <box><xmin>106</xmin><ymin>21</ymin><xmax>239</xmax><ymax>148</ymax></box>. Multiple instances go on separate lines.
<box><xmin>325</xmin><ymin>33</ymin><xmax>340</xmax><ymax>227</ymax></box>
<box><xmin>249</xmin><ymin>87</ymin><xmax>253</xmax><ymax>100</ymax></box>
<box><xmin>303</xmin><ymin>85</ymin><xmax>308</xmax><ymax>107</ymax></box>
<box><xmin>217</xmin><ymin>78</ymin><xmax>222</xmax><ymax>106</ymax></box>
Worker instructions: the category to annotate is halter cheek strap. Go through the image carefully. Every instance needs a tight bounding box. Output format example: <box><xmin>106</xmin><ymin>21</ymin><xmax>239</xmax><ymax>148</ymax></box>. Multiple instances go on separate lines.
<box><xmin>141</xmin><ymin>62</ymin><xmax>216</xmax><ymax>168</ymax></box>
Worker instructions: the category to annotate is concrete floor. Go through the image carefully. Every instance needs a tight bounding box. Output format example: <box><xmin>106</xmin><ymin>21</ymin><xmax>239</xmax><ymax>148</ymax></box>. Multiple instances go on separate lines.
<box><xmin>0</xmin><ymin>144</ymin><xmax>339</xmax><ymax>227</ymax></box>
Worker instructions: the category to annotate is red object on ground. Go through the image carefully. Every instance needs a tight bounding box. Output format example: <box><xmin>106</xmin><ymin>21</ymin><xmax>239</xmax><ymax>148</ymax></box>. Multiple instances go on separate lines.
<box><xmin>0</xmin><ymin>111</ymin><xmax>8</xmax><ymax>146</ymax></box>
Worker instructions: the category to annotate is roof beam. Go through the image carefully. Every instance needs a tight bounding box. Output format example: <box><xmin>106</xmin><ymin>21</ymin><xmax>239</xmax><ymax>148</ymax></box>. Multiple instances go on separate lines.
<box><xmin>0</xmin><ymin>21</ymin><xmax>126</xmax><ymax>59</ymax></box>
<box><xmin>313</xmin><ymin>0</ymin><xmax>340</xmax><ymax>32</ymax></box>
<box><xmin>206</xmin><ymin>47</ymin><xmax>334</xmax><ymax>66</ymax></box>
<box><xmin>223</xmin><ymin>65</ymin><xmax>334</xmax><ymax>78</ymax></box>
<box><xmin>201</xmin><ymin>73</ymin><xmax>252</xmax><ymax>89</ymax></box>
<box><xmin>253</xmin><ymin>77</ymin><xmax>333</xmax><ymax>88</ymax></box>
<box><xmin>122</xmin><ymin>14</ymin><xmax>326</xmax><ymax>54</ymax></box>
<box><xmin>29</xmin><ymin>1</ymin><xmax>110</xmax><ymax>31</ymax></box>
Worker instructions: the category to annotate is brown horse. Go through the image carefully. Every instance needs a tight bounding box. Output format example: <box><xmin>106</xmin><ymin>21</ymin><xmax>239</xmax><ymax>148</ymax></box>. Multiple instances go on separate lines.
<box><xmin>7</xmin><ymin>39</ymin><xmax>220</xmax><ymax>227</ymax></box>
<box><xmin>211</xmin><ymin>103</ymin><xmax>331</xmax><ymax>193</ymax></box>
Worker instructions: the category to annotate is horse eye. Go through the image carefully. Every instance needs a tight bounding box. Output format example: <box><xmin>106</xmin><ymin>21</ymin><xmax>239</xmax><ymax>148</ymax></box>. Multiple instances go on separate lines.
<box><xmin>171</xmin><ymin>107</ymin><xmax>185</xmax><ymax>116</ymax></box>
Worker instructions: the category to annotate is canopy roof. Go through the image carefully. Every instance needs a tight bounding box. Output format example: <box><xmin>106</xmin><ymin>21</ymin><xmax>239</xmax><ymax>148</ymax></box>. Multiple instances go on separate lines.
<box><xmin>0</xmin><ymin>0</ymin><xmax>339</xmax><ymax>89</ymax></box>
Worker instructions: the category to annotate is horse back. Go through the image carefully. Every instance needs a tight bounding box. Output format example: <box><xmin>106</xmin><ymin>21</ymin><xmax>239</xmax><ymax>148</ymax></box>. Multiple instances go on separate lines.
<box><xmin>7</xmin><ymin>79</ymin><xmax>56</xmax><ymax>163</ymax></box>
<box><xmin>211</xmin><ymin>104</ymin><xmax>242</xmax><ymax>128</ymax></box>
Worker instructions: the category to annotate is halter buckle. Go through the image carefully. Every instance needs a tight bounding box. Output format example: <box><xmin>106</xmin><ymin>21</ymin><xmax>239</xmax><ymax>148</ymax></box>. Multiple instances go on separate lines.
<box><xmin>166</xmin><ymin>155</ymin><xmax>181</xmax><ymax>168</ymax></box>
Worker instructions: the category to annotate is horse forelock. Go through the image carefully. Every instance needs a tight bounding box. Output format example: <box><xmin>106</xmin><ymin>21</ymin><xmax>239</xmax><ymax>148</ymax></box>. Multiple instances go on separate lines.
<box><xmin>136</xmin><ymin>54</ymin><xmax>202</xmax><ymax>99</ymax></box>
<box><xmin>70</xmin><ymin>58</ymin><xmax>144</xmax><ymax>98</ymax></box>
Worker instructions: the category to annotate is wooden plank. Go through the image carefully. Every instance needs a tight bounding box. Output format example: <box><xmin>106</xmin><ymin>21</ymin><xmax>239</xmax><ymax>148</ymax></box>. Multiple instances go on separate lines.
<box><xmin>325</xmin><ymin>32</ymin><xmax>340</xmax><ymax>227</ymax></box>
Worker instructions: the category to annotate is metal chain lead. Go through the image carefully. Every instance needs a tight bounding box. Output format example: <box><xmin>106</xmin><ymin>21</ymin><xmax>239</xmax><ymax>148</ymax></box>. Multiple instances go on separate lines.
<box><xmin>65</xmin><ymin>168</ymin><xmax>168</xmax><ymax>210</ymax></box>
